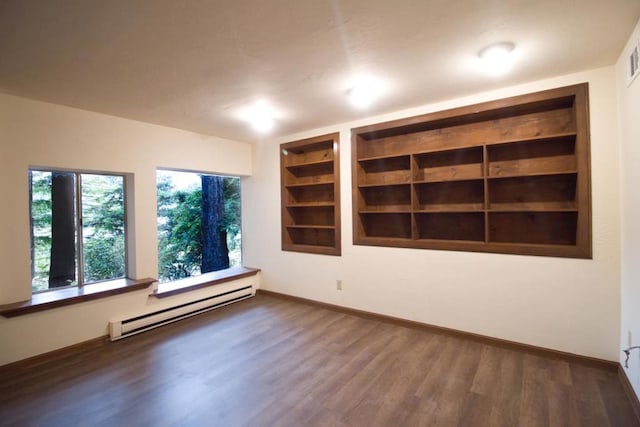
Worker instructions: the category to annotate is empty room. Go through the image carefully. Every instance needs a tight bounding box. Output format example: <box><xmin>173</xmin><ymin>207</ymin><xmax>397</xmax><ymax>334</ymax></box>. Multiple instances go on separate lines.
<box><xmin>2</xmin><ymin>1</ymin><xmax>640</xmax><ymax>425</ymax></box>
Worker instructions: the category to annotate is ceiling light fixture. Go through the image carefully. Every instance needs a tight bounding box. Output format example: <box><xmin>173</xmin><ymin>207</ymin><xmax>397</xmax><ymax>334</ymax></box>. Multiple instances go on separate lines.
<box><xmin>479</xmin><ymin>42</ymin><xmax>516</xmax><ymax>76</ymax></box>
<box><xmin>346</xmin><ymin>75</ymin><xmax>386</xmax><ymax>109</ymax></box>
<box><xmin>239</xmin><ymin>100</ymin><xmax>278</xmax><ymax>133</ymax></box>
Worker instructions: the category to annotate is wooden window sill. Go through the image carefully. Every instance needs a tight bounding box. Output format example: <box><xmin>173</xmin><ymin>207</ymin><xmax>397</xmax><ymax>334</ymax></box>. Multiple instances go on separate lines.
<box><xmin>152</xmin><ymin>266</ymin><xmax>260</xmax><ymax>298</ymax></box>
<box><xmin>0</xmin><ymin>278</ymin><xmax>156</xmax><ymax>318</ymax></box>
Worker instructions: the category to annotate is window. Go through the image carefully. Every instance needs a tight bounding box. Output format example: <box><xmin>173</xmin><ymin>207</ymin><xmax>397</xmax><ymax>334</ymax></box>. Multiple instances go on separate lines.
<box><xmin>30</xmin><ymin>170</ymin><xmax>127</xmax><ymax>293</ymax></box>
<box><xmin>156</xmin><ymin>170</ymin><xmax>241</xmax><ymax>282</ymax></box>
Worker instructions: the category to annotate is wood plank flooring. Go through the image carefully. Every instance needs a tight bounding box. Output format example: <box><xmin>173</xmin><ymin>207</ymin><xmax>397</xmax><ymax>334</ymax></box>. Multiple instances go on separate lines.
<box><xmin>0</xmin><ymin>293</ymin><xmax>638</xmax><ymax>427</ymax></box>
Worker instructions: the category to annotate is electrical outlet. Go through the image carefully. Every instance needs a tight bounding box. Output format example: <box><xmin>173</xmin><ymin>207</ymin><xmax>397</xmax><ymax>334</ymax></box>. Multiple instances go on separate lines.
<box><xmin>336</xmin><ymin>280</ymin><xmax>342</xmax><ymax>291</ymax></box>
<box><xmin>629</xmin><ymin>330</ymin><xmax>633</xmax><ymax>348</ymax></box>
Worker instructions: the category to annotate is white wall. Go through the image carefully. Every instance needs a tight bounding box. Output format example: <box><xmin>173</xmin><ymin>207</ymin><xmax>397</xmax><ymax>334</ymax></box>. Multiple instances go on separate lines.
<box><xmin>0</xmin><ymin>94</ymin><xmax>255</xmax><ymax>366</ymax></box>
<box><xmin>617</xmin><ymin>18</ymin><xmax>640</xmax><ymax>399</ymax></box>
<box><xmin>244</xmin><ymin>66</ymin><xmax>622</xmax><ymax>361</ymax></box>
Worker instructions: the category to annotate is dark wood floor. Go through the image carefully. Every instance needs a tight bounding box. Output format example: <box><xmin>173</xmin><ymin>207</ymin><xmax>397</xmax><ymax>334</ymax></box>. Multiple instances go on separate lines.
<box><xmin>0</xmin><ymin>293</ymin><xmax>638</xmax><ymax>427</ymax></box>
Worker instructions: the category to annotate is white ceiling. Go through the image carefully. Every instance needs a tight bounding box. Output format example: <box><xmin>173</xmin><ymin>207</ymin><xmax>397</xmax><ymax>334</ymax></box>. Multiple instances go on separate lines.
<box><xmin>1</xmin><ymin>0</ymin><xmax>639</xmax><ymax>143</ymax></box>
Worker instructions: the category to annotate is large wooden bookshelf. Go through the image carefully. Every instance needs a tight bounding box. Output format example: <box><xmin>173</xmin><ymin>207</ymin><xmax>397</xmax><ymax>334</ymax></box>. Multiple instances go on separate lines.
<box><xmin>281</xmin><ymin>133</ymin><xmax>341</xmax><ymax>255</ymax></box>
<box><xmin>352</xmin><ymin>84</ymin><xmax>591</xmax><ymax>258</ymax></box>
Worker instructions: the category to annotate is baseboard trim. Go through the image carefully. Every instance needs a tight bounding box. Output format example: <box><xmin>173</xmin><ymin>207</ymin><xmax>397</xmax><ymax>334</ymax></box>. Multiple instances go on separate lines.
<box><xmin>258</xmin><ymin>289</ymin><xmax>618</xmax><ymax>372</ymax></box>
<box><xmin>619</xmin><ymin>365</ymin><xmax>640</xmax><ymax>424</ymax></box>
<box><xmin>0</xmin><ymin>335</ymin><xmax>109</xmax><ymax>375</ymax></box>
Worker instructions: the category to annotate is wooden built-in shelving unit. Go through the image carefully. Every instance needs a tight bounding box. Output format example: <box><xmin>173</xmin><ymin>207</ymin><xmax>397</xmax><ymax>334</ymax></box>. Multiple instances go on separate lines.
<box><xmin>281</xmin><ymin>133</ymin><xmax>341</xmax><ymax>255</ymax></box>
<box><xmin>352</xmin><ymin>84</ymin><xmax>591</xmax><ymax>258</ymax></box>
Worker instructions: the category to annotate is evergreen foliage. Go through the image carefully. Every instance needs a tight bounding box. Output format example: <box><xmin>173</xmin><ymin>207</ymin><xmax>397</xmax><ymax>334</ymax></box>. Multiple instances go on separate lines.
<box><xmin>30</xmin><ymin>171</ymin><xmax>126</xmax><ymax>292</ymax></box>
<box><xmin>156</xmin><ymin>171</ymin><xmax>241</xmax><ymax>282</ymax></box>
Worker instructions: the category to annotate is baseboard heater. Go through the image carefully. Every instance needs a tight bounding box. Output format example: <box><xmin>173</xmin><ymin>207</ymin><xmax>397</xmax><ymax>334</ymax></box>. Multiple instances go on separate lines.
<box><xmin>108</xmin><ymin>285</ymin><xmax>254</xmax><ymax>340</ymax></box>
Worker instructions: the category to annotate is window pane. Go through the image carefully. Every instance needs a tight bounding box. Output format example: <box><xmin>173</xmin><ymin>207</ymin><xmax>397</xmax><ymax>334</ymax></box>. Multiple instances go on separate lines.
<box><xmin>30</xmin><ymin>170</ymin><xmax>78</xmax><ymax>292</ymax></box>
<box><xmin>81</xmin><ymin>174</ymin><xmax>126</xmax><ymax>283</ymax></box>
<box><xmin>157</xmin><ymin>170</ymin><xmax>241</xmax><ymax>283</ymax></box>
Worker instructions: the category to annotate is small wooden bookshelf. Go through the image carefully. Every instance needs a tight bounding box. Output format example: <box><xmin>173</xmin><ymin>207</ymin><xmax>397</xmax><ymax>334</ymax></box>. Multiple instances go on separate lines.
<box><xmin>281</xmin><ymin>133</ymin><xmax>341</xmax><ymax>255</ymax></box>
<box><xmin>351</xmin><ymin>83</ymin><xmax>591</xmax><ymax>258</ymax></box>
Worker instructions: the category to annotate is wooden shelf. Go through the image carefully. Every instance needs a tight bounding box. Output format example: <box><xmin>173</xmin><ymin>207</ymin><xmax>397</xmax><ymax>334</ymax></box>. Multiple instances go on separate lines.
<box><xmin>413</xmin><ymin>207</ymin><xmax>485</xmax><ymax>213</ymax></box>
<box><xmin>357</xmin><ymin>182</ymin><xmax>411</xmax><ymax>188</ymax></box>
<box><xmin>281</xmin><ymin>133</ymin><xmax>341</xmax><ymax>256</ymax></box>
<box><xmin>285</xmin><ymin>159</ymin><xmax>334</xmax><ymax>169</ymax></box>
<box><xmin>358</xmin><ymin>208</ymin><xmax>412</xmax><ymax>213</ymax></box>
<box><xmin>388</xmin><ymin>133</ymin><xmax>578</xmax><ymax>158</ymax></box>
<box><xmin>286</xmin><ymin>225</ymin><xmax>336</xmax><ymax>230</ymax></box>
<box><xmin>488</xmin><ymin>207</ymin><xmax>578</xmax><ymax>213</ymax></box>
<box><xmin>413</xmin><ymin>238</ymin><xmax>486</xmax><ymax>245</ymax></box>
<box><xmin>285</xmin><ymin>202</ymin><xmax>335</xmax><ymax>208</ymax></box>
<box><xmin>413</xmin><ymin>176</ymin><xmax>485</xmax><ymax>184</ymax></box>
<box><xmin>356</xmin><ymin>236</ymin><xmax>414</xmax><ymax>245</ymax></box>
<box><xmin>483</xmin><ymin>131</ymin><xmax>578</xmax><ymax>147</ymax></box>
<box><xmin>486</xmin><ymin>171</ymin><xmax>578</xmax><ymax>180</ymax></box>
<box><xmin>282</xmin><ymin>243</ymin><xmax>341</xmax><ymax>255</ymax></box>
<box><xmin>0</xmin><ymin>278</ymin><xmax>156</xmax><ymax>317</ymax></box>
<box><xmin>285</xmin><ymin>181</ymin><xmax>334</xmax><ymax>188</ymax></box>
<box><xmin>351</xmin><ymin>83</ymin><xmax>591</xmax><ymax>258</ymax></box>
<box><xmin>357</xmin><ymin>153</ymin><xmax>412</xmax><ymax>162</ymax></box>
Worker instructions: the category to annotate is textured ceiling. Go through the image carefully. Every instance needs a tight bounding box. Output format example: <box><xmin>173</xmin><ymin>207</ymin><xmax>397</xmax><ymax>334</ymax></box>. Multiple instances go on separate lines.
<box><xmin>1</xmin><ymin>0</ymin><xmax>639</xmax><ymax>143</ymax></box>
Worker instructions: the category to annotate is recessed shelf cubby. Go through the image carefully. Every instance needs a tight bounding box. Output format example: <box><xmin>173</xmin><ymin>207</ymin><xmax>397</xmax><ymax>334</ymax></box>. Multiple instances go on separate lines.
<box><xmin>285</xmin><ymin>227</ymin><xmax>336</xmax><ymax>250</ymax></box>
<box><xmin>413</xmin><ymin>146</ymin><xmax>484</xmax><ymax>183</ymax></box>
<box><xmin>285</xmin><ymin>206</ymin><xmax>335</xmax><ymax>226</ymax></box>
<box><xmin>351</xmin><ymin>84</ymin><xmax>591</xmax><ymax>258</ymax></box>
<box><xmin>413</xmin><ymin>180</ymin><xmax>485</xmax><ymax>212</ymax></box>
<box><xmin>284</xmin><ymin>182</ymin><xmax>335</xmax><ymax>204</ymax></box>
<box><xmin>358</xmin><ymin>155</ymin><xmax>411</xmax><ymax>186</ymax></box>
<box><xmin>487</xmin><ymin>135</ymin><xmax>577</xmax><ymax>178</ymax></box>
<box><xmin>415</xmin><ymin>212</ymin><xmax>486</xmax><ymax>242</ymax></box>
<box><xmin>358</xmin><ymin>184</ymin><xmax>411</xmax><ymax>212</ymax></box>
<box><xmin>282</xmin><ymin>161</ymin><xmax>334</xmax><ymax>186</ymax></box>
<box><xmin>489</xmin><ymin>212</ymin><xmax>578</xmax><ymax>246</ymax></box>
<box><xmin>281</xmin><ymin>133</ymin><xmax>341</xmax><ymax>255</ymax></box>
<box><xmin>488</xmin><ymin>173</ymin><xmax>578</xmax><ymax>211</ymax></box>
<box><xmin>359</xmin><ymin>212</ymin><xmax>412</xmax><ymax>239</ymax></box>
